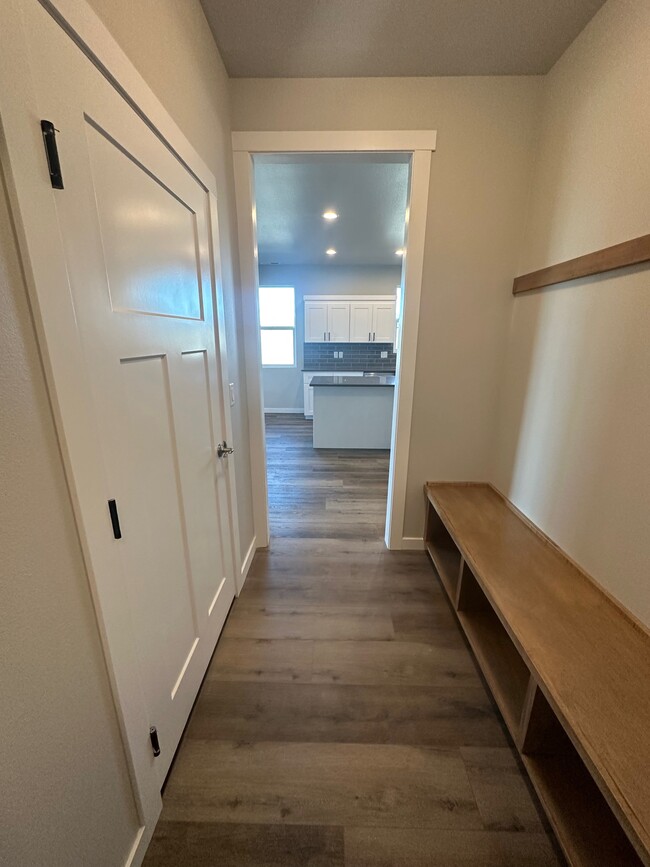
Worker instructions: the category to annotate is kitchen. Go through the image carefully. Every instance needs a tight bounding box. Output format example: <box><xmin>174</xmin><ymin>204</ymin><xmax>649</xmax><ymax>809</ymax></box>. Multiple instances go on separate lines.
<box><xmin>254</xmin><ymin>153</ymin><xmax>408</xmax><ymax>458</ymax></box>
<box><xmin>303</xmin><ymin>295</ymin><xmax>398</xmax><ymax>449</ymax></box>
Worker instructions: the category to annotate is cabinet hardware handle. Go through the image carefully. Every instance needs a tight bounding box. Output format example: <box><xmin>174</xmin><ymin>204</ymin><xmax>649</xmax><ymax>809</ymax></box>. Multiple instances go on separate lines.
<box><xmin>324</xmin><ymin>331</ymin><xmax>326</xmax><ymax>341</ymax></box>
<box><xmin>368</xmin><ymin>332</ymin><xmax>371</xmax><ymax>341</ymax></box>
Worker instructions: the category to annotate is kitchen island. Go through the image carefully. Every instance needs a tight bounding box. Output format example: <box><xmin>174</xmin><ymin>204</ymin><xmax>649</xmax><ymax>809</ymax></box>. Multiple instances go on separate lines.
<box><xmin>311</xmin><ymin>374</ymin><xmax>395</xmax><ymax>449</ymax></box>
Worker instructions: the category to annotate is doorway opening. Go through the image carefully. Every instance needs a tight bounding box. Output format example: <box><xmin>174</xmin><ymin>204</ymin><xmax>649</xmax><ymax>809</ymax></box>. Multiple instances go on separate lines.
<box><xmin>253</xmin><ymin>153</ymin><xmax>409</xmax><ymax>542</ymax></box>
<box><xmin>232</xmin><ymin>131</ymin><xmax>435</xmax><ymax>552</ymax></box>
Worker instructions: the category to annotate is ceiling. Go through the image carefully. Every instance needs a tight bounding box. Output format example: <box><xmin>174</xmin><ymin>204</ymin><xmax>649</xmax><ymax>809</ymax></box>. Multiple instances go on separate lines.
<box><xmin>254</xmin><ymin>154</ymin><xmax>410</xmax><ymax>267</ymax></box>
<box><xmin>201</xmin><ymin>0</ymin><xmax>605</xmax><ymax>78</ymax></box>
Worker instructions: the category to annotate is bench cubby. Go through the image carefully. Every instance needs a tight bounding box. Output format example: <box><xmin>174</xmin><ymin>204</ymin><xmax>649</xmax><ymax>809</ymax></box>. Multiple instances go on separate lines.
<box><xmin>424</xmin><ymin>482</ymin><xmax>650</xmax><ymax>867</ymax></box>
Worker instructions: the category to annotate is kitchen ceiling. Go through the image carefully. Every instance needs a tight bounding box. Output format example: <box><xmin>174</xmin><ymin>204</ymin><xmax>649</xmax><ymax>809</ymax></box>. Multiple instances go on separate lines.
<box><xmin>200</xmin><ymin>0</ymin><xmax>606</xmax><ymax>78</ymax></box>
<box><xmin>254</xmin><ymin>154</ymin><xmax>410</xmax><ymax>267</ymax></box>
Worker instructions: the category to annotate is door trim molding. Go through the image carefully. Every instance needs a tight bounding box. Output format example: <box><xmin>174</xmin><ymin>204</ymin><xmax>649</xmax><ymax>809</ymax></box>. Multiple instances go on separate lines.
<box><xmin>0</xmin><ymin>0</ymin><xmax>241</xmax><ymax>861</ymax></box>
<box><xmin>232</xmin><ymin>131</ymin><xmax>434</xmax><ymax>550</ymax></box>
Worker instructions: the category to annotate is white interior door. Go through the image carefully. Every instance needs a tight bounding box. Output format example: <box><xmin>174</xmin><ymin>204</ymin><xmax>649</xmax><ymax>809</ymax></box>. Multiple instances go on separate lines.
<box><xmin>327</xmin><ymin>302</ymin><xmax>351</xmax><ymax>341</ymax></box>
<box><xmin>350</xmin><ymin>302</ymin><xmax>374</xmax><ymax>342</ymax></box>
<box><xmin>373</xmin><ymin>301</ymin><xmax>397</xmax><ymax>343</ymax></box>
<box><xmin>23</xmin><ymin>1</ymin><xmax>236</xmax><ymax>785</ymax></box>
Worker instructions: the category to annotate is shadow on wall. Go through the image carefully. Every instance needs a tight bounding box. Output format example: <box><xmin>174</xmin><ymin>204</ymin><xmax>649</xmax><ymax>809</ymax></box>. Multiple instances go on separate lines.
<box><xmin>494</xmin><ymin>262</ymin><xmax>650</xmax><ymax>623</ymax></box>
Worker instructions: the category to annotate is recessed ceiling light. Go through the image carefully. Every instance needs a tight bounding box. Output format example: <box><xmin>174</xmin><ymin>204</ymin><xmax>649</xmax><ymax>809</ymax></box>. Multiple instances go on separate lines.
<box><xmin>322</xmin><ymin>210</ymin><xmax>338</xmax><ymax>220</ymax></box>
<box><xmin>395</xmin><ymin>248</ymin><xmax>405</xmax><ymax>256</ymax></box>
<box><xmin>326</xmin><ymin>248</ymin><xmax>337</xmax><ymax>256</ymax></box>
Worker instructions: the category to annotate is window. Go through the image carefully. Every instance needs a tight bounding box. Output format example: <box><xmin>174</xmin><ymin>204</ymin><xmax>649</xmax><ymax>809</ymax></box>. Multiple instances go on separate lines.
<box><xmin>259</xmin><ymin>286</ymin><xmax>296</xmax><ymax>367</ymax></box>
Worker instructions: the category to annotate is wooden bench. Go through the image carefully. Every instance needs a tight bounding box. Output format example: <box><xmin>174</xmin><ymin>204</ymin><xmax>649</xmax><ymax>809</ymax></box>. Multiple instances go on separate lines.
<box><xmin>424</xmin><ymin>482</ymin><xmax>650</xmax><ymax>867</ymax></box>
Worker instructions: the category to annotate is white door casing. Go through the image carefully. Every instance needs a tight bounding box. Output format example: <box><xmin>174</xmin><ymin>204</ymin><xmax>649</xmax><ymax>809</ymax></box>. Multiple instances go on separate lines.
<box><xmin>1</xmin><ymin>0</ymin><xmax>242</xmax><ymax>859</ymax></box>
<box><xmin>232</xmin><ymin>136</ymin><xmax>434</xmax><ymax>552</ymax></box>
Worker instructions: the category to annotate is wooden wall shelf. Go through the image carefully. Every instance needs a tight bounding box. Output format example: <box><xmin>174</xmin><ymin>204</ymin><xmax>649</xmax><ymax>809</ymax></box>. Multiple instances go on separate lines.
<box><xmin>424</xmin><ymin>482</ymin><xmax>650</xmax><ymax>867</ymax></box>
<box><xmin>512</xmin><ymin>232</ymin><xmax>650</xmax><ymax>294</ymax></box>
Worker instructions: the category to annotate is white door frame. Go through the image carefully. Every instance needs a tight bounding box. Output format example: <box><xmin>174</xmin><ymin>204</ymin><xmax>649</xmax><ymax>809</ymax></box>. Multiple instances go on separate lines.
<box><xmin>0</xmin><ymin>0</ymin><xmax>241</xmax><ymax>862</ymax></box>
<box><xmin>232</xmin><ymin>131</ymin><xmax>435</xmax><ymax>549</ymax></box>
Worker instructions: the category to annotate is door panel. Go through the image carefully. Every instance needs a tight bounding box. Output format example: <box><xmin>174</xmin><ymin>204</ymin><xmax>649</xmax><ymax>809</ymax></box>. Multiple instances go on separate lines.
<box><xmin>118</xmin><ymin>354</ymin><xmax>198</xmax><ymax>718</ymax></box>
<box><xmin>25</xmin><ymin>1</ymin><xmax>237</xmax><ymax>786</ymax></box>
<box><xmin>174</xmin><ymin>348</ymin><xmax>228</xmax><ymax>623</ymax></box>
<box><xmin>87</xmin><ymin>119</ymin><xmax>203</xmax><ymax>320</ymax></box>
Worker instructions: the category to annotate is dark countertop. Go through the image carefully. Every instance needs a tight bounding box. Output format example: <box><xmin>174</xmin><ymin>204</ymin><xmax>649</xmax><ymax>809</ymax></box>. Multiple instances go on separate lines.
<box><xmin>310</xmin><ymin>374</ymin><xmax>396</xmax><ymax>387</ymax></box>
<box><xmin>302</xmin><ymin>368</ymin><xmax>396</xmax><ymax>374</ymax></box>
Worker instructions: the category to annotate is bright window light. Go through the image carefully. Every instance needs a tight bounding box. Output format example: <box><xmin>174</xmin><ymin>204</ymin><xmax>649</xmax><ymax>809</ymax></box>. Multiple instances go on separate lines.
<box><xmin>259</xmin><ymin>287</ymin><xmax>296</xmax><ymax>366</ymax></box>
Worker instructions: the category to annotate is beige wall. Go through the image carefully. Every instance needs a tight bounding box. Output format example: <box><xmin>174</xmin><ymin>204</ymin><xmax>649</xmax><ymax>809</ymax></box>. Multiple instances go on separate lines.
<box><xmin>231</xmin><ymin>76</ymin><xmax>543</xmax><ymax>537</ymax></box>
<box><xmin>87</xmin><ymin>0</ymin><xmax>255</xmax><ymax>561</ymax></box>
<box><xmin>0</xmin><ymin>169</ymin><xmax>139</xmax><ymax>865</ymax></box>
<box><xmin>259</xmin><ymin>264</ymin><xmax>401</xmax><ymax>409</ymax></box>
<box><xmin>493</xmin><ymin>0</ymin><xmax>650</xmax><ymax>626</ymax></box>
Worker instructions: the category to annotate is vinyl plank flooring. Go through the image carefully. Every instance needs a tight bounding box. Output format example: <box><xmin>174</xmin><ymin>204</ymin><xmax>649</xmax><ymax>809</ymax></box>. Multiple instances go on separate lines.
<box><xmin>184</xmin><ymin>681</ymin><xmax>509</xmax><ymax>748</ymax></box>
<box><xmin>207</xmin><ymin>638</ymin><xmax>314</xmax><ymax>683</ymax></box>
<box><xmin>162</xmin><ymin>741</ymin><xmax>482</xmax><ymax>830</ymax></box>
<box><xmin>144</xmin><ymin>415</ymin><xmax>563</xmax><ymax>866</ymax></box>
<box><xmin>344</xmin><ymin>828</ymin><xmax>562</xmax><ymax>867</ymax></box>
<box><xmin>312</xmin><ymin>639</ymin><xmax>481</xmax><ymax>687</ymax></box>
<box><xmin>224</xmin><ymin>602</ymin><xmax>395</xmax><ymax>641</ymax></box>
<box><xmin>461</xmin><ymin>747</ymin><xmax>546</xmax><ymax>833</ymax></box>
<box><xmin>143</xmin><ymin>821</ymin><xmax>344</xmax><ymax>867</ymax></box>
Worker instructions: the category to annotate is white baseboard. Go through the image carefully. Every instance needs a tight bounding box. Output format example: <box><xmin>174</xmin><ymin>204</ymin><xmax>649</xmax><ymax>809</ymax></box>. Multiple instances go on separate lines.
<box><xmin>238</xmin><ymin>535</ymin><xmax>257</xmax><ymax>594</ymax></box>
<box><xmin>264</xmin><ymin>407</ymin><xmax>304</xmax><ymax>414</ymax></box>
<box><xmin>400</xmin><ymin>536</ymin><xmax>425</xmax><ymax>550</ymax></box>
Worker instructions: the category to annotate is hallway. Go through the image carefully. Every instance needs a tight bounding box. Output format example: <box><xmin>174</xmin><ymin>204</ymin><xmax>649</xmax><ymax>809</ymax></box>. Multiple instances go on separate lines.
<box><xmin>143</xmin><ymin>415</ymin><xmax>562</xmax><ymax>866</ymax></box>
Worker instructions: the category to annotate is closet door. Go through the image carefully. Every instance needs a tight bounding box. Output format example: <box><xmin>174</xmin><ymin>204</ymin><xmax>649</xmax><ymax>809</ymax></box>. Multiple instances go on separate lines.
<box><xmin>23</xmin><ymin>0</ymin><xmax>237</xmax><ymax>785</ymax></box>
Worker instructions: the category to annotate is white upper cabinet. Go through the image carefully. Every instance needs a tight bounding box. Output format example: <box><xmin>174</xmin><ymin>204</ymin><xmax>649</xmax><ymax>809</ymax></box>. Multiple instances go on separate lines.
<box><xmin>350</xmin><ymin>302</ymin><xmax>374</xmax><ymax>342</ymax></box>
<box><xmin>349</xmin><ymin>300</ymin><xmax>396</xmax><ymax>343</ymax></box>
<box><xmin>304</xmin><ymin>296</ymin><xmax>395</xmax><ymax>343</ymax></box>
<box><xmin>304</xmin><ymin>301</ymin><xmax>329</xmax><ymax>342</ymax></box>
<box><xmin>304</xmin><ymin>300</ymin><xmax>350</xmax><ymax>342</ymax></box>
<box><xmin>328</xmin><ymin>303</ymin><xmax>351</xmax><ymax>341</ymax></box>
<box><xmin>372</xmin><ymin>302</ymin><xmax>397</xmax><ymax>343</ymax></box>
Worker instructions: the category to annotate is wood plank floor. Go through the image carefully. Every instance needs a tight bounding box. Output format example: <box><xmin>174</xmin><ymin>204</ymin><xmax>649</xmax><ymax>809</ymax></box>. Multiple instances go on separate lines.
<box><xmin>144</xmin><ymin>414</ymin><xmax>563</xmax><ymax>866</ymax></box>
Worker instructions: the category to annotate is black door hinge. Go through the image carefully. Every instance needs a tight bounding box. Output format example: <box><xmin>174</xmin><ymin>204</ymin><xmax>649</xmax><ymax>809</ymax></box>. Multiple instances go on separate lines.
<box><xmin>149</xmin><ymin>726</ymin><xmax>161</xmax><ymax>757</ymax></box>
<box><xmin>108</xmin><ymin>499</ymin><xmax>122</xmax><ymax>539</ymax></box>
<box><xmin>40</xmin><ymin>120</ymin><xmax>64</xmax><ymax>189</ymax></box>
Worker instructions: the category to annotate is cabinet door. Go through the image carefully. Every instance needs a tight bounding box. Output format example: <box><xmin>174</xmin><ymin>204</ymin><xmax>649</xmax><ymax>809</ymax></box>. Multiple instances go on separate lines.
<box><xmin>305</xmin><ymin>302</ymin><xmax>328</xmax><ymax>342</ymax></box>
<box><xmin>350</xmin><ymin>303</ymin><xmax>374</xmax><ymax>342</ymax></box>
<box><xmin>373</xmin><ymin>302</ymin><xmax>397</xmax><ymax>343</ymax></box>
<box><xmin>327</xmin><ymin>303</ymin><xmax>350</xmax><ymax>342</ymax></box>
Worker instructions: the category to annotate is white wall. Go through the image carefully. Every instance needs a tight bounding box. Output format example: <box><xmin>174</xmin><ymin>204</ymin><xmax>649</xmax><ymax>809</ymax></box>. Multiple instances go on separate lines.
<box><xmin>259</xmin><ymin>264</ymin><xmax>401</xmax><ymax>410</ymax></box>
<box><xmin>87</xmin><ymin>0</ymin><xmax>255</xmax><ymax>563</ymax></box>
<box><xmin>232</xmin><ymin>76</ymin><xmax>543</xmax><ymax>536</ymax></box>
<box><xmin>0</xmin><ymin>167</ymin><xmax>139</xmax><ymax>865</ymax></box>
<box><xmin>493</xmin><ymin>0</ymin><xmax>650</xmax><ymax>627</ymax></box>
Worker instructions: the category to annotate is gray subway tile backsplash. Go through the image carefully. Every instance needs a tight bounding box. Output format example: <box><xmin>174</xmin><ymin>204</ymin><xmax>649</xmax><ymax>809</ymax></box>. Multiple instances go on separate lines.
<box><xmin>303</xmin><ymin>342</ymin><xmax>396</xmax><ymax>371</ymax></box>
